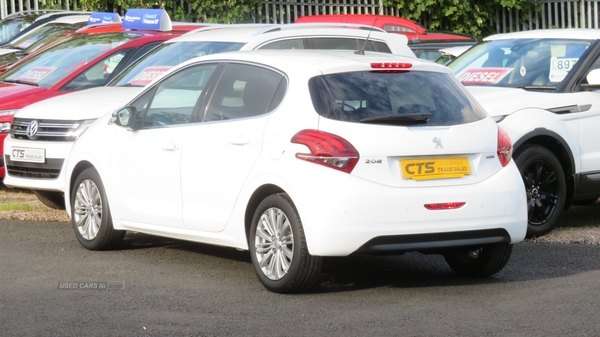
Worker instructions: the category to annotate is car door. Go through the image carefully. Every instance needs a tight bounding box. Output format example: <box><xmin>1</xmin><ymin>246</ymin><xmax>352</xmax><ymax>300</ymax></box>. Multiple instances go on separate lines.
<box><xmin>109</xmin><ymin>63</ymin><xmax>219</xmax><ymax>228</ymax></box>
<box><xmin>573</xmin><ymin>47</ymin><xmax>600</xmax><ymax>176</ymax></box>
<box><xmin>180</xmin><ymin>63</ymin><xmax>286</xmax><ymax>232</ymax></box>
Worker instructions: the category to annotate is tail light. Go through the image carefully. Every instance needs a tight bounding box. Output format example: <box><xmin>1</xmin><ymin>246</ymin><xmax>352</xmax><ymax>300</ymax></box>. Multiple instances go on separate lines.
<box><xmin>291</xmin><ymin>129</ymin><xmax>359</xmax><ymax>173</ymax></box>
<box><xmin>497</xmin><ymin>127</ymin><xmax>513</xmax><ymax>167</ymax></box>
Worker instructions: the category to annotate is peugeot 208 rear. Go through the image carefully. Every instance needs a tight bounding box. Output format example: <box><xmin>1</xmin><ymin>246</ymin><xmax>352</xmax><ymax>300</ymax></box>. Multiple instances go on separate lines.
<box><xmin>62</xmin><ymin>50</ymin><xmax>527</xmax><ymax>293</ymax></box>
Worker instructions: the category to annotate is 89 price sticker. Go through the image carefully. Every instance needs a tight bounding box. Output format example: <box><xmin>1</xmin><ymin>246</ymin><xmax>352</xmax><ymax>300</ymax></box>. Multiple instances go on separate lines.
<box><xmin>549</xmin><ymin>57</ymin><xmax>579</xmax><ymax>83</ymax></box>
<box><xmin>552</xmin><ymin>57</ymin><xmax>578</xmax><ymax>71</ymax></box>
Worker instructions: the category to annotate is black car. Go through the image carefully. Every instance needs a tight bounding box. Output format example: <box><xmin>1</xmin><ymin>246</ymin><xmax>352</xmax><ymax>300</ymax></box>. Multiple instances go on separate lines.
<box><xmin>409</xmin><ymin>40</ymin><xmax>476</xmax><ymax>62</ymax></box>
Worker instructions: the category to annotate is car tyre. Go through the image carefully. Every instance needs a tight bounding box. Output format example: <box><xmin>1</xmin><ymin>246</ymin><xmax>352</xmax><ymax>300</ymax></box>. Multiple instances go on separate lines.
<box><xmin>71</xmin><ymin>168</ymin><xmax>124</xmax><ymax>250</ymax></box>
<box><xmin>444</xmin><ymin>243</ymin><xmax>513</xmax><ymax>277</ymax></box>
<box><xmin>249</xmin><ymin>193</ymin><xmax>323</xmax><ymax>293</ymax></box>
<box><xmin>33</xmin><ymin>190</ymin><xmax>65</xmax><ymax>210</ymax></box>
<box><xmin>514</xmin><ymin>145</ymin><xmax>566</xmax><ymax>238</ymax></box>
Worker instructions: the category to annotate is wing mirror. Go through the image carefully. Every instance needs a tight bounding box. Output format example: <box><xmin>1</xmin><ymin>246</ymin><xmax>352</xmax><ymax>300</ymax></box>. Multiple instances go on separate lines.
<box><xmin>582</xmin><ymin>69</ymin><xmax>600</xmax><ymax>91</ymax></box>
<box><xmin>112</xmin><ymin>107</ymin><xmax>136</xmax><ymax>130</ymax></box>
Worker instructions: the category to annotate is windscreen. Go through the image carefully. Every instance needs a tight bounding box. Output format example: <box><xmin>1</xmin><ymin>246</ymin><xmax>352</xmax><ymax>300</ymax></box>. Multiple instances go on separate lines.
<box><xmin>110</xmin><ymin>41</ymin><xmax>244</xmax><ymax>87</ymax></box>
<box><xmin>0</xmin><ymin>18</ymin><xmax>34</xmax><ymax>45</ymax></box>
<box><xmin>9</xmin><ymin>22</ymin><xmax>86</xmax><ymax>51</ymax></box>
<box><xmin>0</xmin><ymin>32</ymin><xmax>138</xmax><ymax>88</ymax></box>
<box><xmin>309</xmin><ymin>70</ymin><xmax>487</xmax><ymax>126</ymax></box>
<box><xmin>448</xmin><ymin>38</ymin><xmax>593</xmax><ymax>88</ymax></box>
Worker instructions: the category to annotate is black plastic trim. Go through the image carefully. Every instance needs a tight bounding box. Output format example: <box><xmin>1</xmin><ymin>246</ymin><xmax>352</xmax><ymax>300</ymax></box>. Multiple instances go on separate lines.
<box><xmin>5</xmin><ymin>156</ymin><xmax>64</xmax><ymax>179</ymax></box>
<box><xmin>512</xmin><ymin>127</ymin><xmax>575</xmax><ymax>174</ymax></box>
<box><xmin>574</xmin><ymin>171</ymin><xmax>600</xmax><ymax>199</ymax></box>
<box><xmin>354</xmin><ymin>228</ymin><xmax>511</xmax><ymax>254</ymax></box>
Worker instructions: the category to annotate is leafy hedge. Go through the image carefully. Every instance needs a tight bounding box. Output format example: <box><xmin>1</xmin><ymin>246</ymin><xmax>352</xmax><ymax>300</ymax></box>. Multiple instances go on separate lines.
<box><xmin>385</xmin><ymin>0</ymin><xmax>540</xmax><ymax>37</ymax></box>
<box><xmin>44</xmin><ymin>0</ymin><xmax>540</xmax><ymax>37</ymax></box>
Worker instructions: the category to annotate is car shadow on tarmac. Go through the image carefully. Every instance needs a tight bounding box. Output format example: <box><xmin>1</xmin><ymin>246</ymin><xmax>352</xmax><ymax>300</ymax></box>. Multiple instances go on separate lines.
<box><xmin>118</xmin><ymin>231</ymin><xmax>600</xmax><ymax>293</ymax></box>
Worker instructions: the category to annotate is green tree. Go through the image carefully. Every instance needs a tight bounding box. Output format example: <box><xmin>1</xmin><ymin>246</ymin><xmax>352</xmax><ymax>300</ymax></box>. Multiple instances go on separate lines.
<box><xmin>73</xmin><ymin>0</ymin><xmax>263</xmax><ymax>23</ymax></box>
<box><xmin>385</xmin><ymin>0</ymin><xmax>539</xmax><ymax>38</ymax></box>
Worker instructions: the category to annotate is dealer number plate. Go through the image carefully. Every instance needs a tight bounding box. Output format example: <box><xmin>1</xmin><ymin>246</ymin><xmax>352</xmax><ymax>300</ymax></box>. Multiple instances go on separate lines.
<box><xmin>10</xmin><ymin>147</ymin><xmax>45</xmax><ymax>163</ymax></box>
<box><xmin>400</xmin><ymin>157</ymin><xmax>470</xmax><ymax>180</ymax></box>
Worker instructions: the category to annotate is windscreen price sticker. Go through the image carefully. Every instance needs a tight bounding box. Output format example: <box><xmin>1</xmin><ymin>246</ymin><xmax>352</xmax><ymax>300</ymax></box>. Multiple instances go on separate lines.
<box><xmin>14</xmin><ymin>67</ymin><xmax>56</xmax><ymax>83</ymax></box>
<box><xmin>10</xmin><ymin>147</ymin><xmax>45</xmax><ymax>163</ymax></box>
<box><xmin>128</xmin><ymin>66</ymin><xmax>172</xmax><ymax>86</ymax></box>
<box><xmin>458</xmin><ymin>68</ymin><xmax>512</xmax><ymax>85</ymax></box>
<box><xmin>549</xmin><ymin>57</ymin><xmax>578</xmax><ymax>83</ymax></box>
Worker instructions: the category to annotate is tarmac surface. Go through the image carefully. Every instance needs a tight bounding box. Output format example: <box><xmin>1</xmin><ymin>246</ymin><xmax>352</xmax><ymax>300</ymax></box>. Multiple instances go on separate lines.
<box><xmin>1</xmin><ymin>219</ymin><xmax>599</xmax><ymax>336</ymax></box>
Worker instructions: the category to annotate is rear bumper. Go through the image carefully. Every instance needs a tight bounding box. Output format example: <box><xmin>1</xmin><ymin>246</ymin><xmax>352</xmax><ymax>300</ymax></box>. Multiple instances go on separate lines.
<box><xmin>355</xmin><ymin>228</ymin><xmax>510</xmax><ymax>254</ymax></box>
<box><xmin>290</xmin><ymin>161</ymin><xmax>528</xmax><ymax>256</ymax></box>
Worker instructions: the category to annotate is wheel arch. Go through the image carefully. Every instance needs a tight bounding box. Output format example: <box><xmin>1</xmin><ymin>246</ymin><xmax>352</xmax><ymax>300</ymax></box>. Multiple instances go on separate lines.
<box><xmin>244</xmin><ymin>184</ymin><xmax>286</xmax><ymax>244</ymax></box>
<box><xmin>65</xmin><ymin>160</ymin><xmax>95</xmax><ymax>215</ymax></box>
<box><xmin>513</xmin><ymin>128</ymin><xmax>575</xmax><ymax>210</ymax></box>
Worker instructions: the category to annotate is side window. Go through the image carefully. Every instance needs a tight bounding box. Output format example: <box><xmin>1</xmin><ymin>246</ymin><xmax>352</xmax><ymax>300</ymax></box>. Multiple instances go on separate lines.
<box><xmin>203</xmin><ymin>63</ymin><xmax>285</xmax><ymax>122</ymax></box>
<box><xmin>306</xmin><ymin>38</ymin><xmax>391</xmax><ymax>53</ymax></box>
<box><xmin>260</xmin><ymin>38</ymin><xmax>392</xmax><ymax>53</ymax></box>
<box><xmin>382</xmin><ymin>25</ymin><xmax>416</xmax><ymax>33</ymax></box>
<box><xmin>141</xmin><ymin>63</ymin><xmax>218</xmax><ymax>128</ymax></box>
<box><xmin>260</xmin><ymin>39</ymin><xmax>304</xmax><ymax>50</ymax></box>
<box><xmin>372</xmin><ymin>41</ymin><xmax>392</xmax><ymax>53</ymax></box>
<box><xmin>310</xmin><ymin>38</ymin><xmax>360</xmax><ymax>50</ymax></box>
<box><xmin>62</xmin><ymin>49</ymin><xmax>133</xmax><ymax>91</ymax></box>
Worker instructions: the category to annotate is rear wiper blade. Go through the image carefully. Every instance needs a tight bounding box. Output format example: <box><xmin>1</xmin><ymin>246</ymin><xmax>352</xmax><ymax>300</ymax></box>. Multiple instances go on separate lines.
<box><xmin>518</xmin><ymin>85</ymin><xmax>556</xmax><ymax>90</ymax></box>
<box><xmin>360</xmin><ymin>113</ymin><xmax>431</xmax><ymax>125</ymax></box>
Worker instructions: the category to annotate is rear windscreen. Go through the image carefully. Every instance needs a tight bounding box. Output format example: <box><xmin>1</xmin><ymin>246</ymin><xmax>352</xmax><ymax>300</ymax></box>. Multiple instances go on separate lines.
<box><xmin>309</xmin><ymin>70</ymin><xmax>487</xmax><ymax>126</ymax></box>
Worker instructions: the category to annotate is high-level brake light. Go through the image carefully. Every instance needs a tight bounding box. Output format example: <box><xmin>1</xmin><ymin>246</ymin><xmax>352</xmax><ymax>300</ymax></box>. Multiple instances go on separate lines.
<box><xmin>370</xmin><ymin>62</ymin><xmax>412</xmax><ymax>69</ymax></box>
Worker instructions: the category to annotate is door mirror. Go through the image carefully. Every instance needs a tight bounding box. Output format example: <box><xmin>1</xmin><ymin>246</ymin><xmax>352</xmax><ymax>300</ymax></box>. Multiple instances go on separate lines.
<box><xmin>112</xmin><ymin>107</ymin><xmax>136</xmax><ymax>129</ymax></box>
<box><xmin>587</xmin><ymin>68</ymin><xmax>600</xmax><ymax>86</ymax></box>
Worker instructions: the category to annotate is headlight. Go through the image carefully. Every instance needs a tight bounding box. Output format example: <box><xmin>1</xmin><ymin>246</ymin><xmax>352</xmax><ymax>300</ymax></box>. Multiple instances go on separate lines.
<box><xmin>67</xmin><ymin>119</ymin><xmax>96</xmax><ymax>140</ymax></box>
<box><xmin>0</xmin><ymin>109</ymin><xmax>19</xmax><ymax>133</ymax></box>
<box><xmin>0</xmin><ymin>109</ymin><xmax>18</xmax><ymax>117</ymax></box>
<box><xmin>1</xmin><ymin>122</ymin><xmax>11</xmax><ymax>133</ymax></box>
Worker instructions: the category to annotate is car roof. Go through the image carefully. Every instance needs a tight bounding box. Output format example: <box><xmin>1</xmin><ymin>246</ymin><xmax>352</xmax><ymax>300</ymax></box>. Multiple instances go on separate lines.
<box><xmin>296</xmin><ymin>14</ymin><xmax>419</xmax><ymax>28</ymax></box>
<box><xmin>163</xmin><ymin>24</ymin><xmax>413</xmax><ymax>57</ymax></box>
<box><xmin>172</xmin><ymin>49</ymin><xmax>449</xmax><ymax>77</ymax></box>
<box><xmin>485</xmin><ymin>29</ymin><xmax>600</xmax><ymax>41</ymax></box>
<box><xmin>174</xmin><ymin>23</ymin><xmax>386</xmax><ymax>42</ymax></box>
<box><xmin>3</xmin><ymin>10</ymin><xmax>86</xmax><ymax>21</ymax></box>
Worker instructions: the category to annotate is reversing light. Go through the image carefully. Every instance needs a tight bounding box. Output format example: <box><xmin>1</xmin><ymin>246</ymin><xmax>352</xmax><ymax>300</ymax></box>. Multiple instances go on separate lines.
<box><xmin>424</xmin><ymin>202</ymin><xmax>466</xmax><ymax>210</ymax></box>
<box><xmin>497</xmin><ymin>127</ymin><xmax>513</xmax><ymax>167</ymax></box>
<box><xmin>291</xmin><ymin>129</ymin><xmax>359</xmax><ymax>173</ymax></box>
<box><xmin>370</xmin><ymin>62</ymin><xmax>412</xmax><ymax>69</ymax></box>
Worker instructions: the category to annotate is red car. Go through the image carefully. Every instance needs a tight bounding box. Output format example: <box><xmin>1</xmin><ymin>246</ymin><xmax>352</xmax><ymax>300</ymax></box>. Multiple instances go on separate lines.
<box><xmin>0</xmin><ymin>9</ymin><xmax>203</xmax><ymax>179</ymax></box>
<box><xmin>295</xmin><ymin>14</ymin><xmax>471</xmax><ymax>43</ymax></box>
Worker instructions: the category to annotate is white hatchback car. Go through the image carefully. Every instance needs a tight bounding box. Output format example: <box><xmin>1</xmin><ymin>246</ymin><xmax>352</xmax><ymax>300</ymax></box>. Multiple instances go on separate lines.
<box><xmin>448</xmin><ymin>29</ymin><xmax>600</xmax><ymax>237</ymax></box>
<box><xmin>4</xmin><ymin>23</ymin><xmax>413</xmax><ymax>209</ymax></box>
<box><xmin>62</xmin><ymin>49</ymin><xmax>527</xmax><ymax>293</ymax></box>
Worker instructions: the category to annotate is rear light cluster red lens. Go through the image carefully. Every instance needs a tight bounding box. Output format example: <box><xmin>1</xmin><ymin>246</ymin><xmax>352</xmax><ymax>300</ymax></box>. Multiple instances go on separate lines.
<box><xmin>424</xmin><ymin>202</ymin><xmax>466</xmax><ymax>210</ymax></box>
<box><xmin>497</xmin><ymin>127</ymin><xmax>513</xmax><ymax>167</ymax></box>
<box><xmin>370</xmin><ymin>62</ymin><xmax>412</xmax><ymax>69</ymax></box>
<box><xmin>291</xmin><ymin>129</ymin><xmax>359</xmax><ymax>173</ymax></box>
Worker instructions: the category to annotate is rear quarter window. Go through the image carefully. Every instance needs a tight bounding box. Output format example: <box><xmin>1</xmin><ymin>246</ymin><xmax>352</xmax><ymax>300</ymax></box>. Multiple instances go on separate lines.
<box><xmin>260</xmin><ymin>38</ymin><xmax>391</xmax><ymax>53</ymax></box>
<box><xmin>309</xmin><ymin>70</ymin><xmax>487</xmax><ymax>126</ymax></box>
